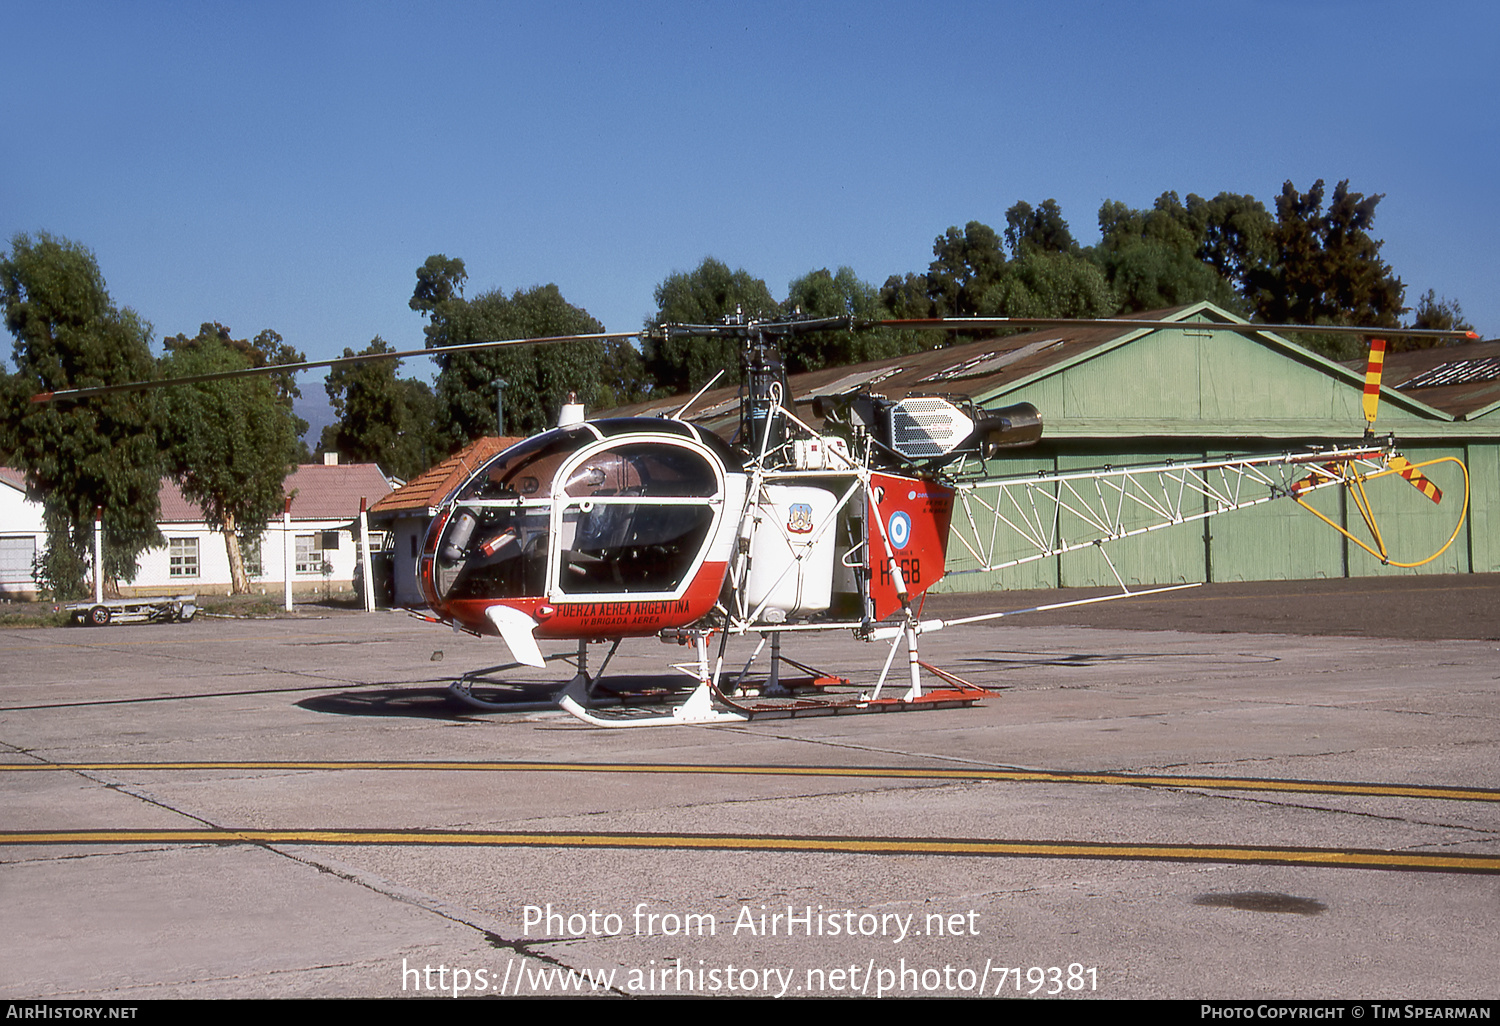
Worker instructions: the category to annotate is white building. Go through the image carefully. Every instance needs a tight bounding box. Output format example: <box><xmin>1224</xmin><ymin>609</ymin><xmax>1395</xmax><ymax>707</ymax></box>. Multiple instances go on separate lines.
<box><xmin>0</xmin><ymin>467</ymin><xmax>47</xmax><ymax>600</ymax></box>
<box><xmin>128</xmin><ymin>461</ymin><xmax>395</xmax><ymax>597</ymax></box>
<box><xmin>0</xmin><ymin>461</ymin><xmax>394</xmax><ymax>599</ymax></box>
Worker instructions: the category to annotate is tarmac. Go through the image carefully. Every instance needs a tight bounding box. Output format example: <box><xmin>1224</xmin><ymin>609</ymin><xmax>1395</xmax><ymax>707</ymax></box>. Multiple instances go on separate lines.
<box><xmin>2</xmin><ymin>576</ymin><xmax>1497</xmax><ymax>1000</ymax></box>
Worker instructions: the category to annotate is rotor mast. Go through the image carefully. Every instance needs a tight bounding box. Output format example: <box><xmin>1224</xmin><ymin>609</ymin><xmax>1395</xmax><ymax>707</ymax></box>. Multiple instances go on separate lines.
<box><xmin>648</xmin><ymin>312</ymin><xmax>855</xmax><ymax>457</ymax></box>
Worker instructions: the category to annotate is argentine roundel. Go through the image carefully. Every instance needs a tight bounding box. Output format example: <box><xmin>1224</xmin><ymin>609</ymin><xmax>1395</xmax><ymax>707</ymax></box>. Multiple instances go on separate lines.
<box><xmin>888</xmin><ymin>511</ymin><xmax>912</xmax><ymax>550</ymax></box>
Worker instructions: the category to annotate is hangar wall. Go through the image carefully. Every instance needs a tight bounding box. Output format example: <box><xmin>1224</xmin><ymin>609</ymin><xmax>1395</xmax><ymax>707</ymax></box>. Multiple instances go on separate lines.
<box><xmin>930</xmin><ymin>310</ymin><xmax>1494</xmax><ymax>593</ymax></box>
<box><xmin>936</xmin><ymin>441</ymin><xmax>1481</xmax><ymax>594</ymax></box>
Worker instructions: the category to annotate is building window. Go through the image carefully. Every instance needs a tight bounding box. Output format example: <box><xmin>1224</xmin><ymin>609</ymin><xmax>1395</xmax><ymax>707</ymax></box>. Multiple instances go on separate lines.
<box><xmin>169</xmin><ymin>538</ymin><xmax>199</xmax><ymax>578</ymax></box>
<box><xmin>242</xmin><ymin>538</ymin><xmax>263</xmax><ymax>578</ymax></box>
<box><xmin>0</xmin><ymin>537</ymin><xmax>37</xmax><ymax>584</ymax></box>
<box><xmin>295</xmin><ymin>534</ymin><xmax>325</xmax><ymax>574</ymax></box>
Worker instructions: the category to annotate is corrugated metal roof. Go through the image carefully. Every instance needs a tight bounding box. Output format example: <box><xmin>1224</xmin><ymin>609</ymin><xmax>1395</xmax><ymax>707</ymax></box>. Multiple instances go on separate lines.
<box><xmin>603</xmin><ymin>307</ymin><xmax>1202</xmax><ymax>436</ymax></box>
<box><xmin>1369</xmin><ymin>340</ymin><xmax>1500</xmax><ymax>418</ymax></box>
<box><xmin>369</xmin><ymin>437</ymin><xmax>523</xmax><ymax>517</ymax></box>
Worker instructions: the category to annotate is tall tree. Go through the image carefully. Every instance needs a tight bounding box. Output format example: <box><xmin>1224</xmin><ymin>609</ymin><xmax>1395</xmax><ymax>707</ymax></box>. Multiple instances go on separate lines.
<box><xmin>158</xmin><ymin>326</ymin><xmax>302</xmax><ymax>594</ymax></box>
<box><xmin>163</xmin><ymin>322</ymin><xmax>310</xmax><ymax>455</ymax></box>
<box><xmin>878</xmin><ymin>271</ymin><xmax>934</xmax><ymax>320</ymax></box>
<box><xmin>1188</xmin><ymin>192</ymin><xmax>1274</xmax><ymax>296</ymax></box>
<box><xmin>409</xmin><ymin>254</ymin><xmax>468</xmax><ymax>316</ymax></box>
<box><xmin>1004</xmin><ymin>199</ymin><xmax>1077</xmax><ymax>258</ymax></box>
<box><xmin>320</xmin><ymin>336</ymin><xmax>442</xmax><ymax>480</ymax></box>
<box><xmin>642</xmin><ymin>257</ymin><xmax>779</xmax><ymax>395</ymax></box>
<box><xmin>924</xmin><ymin>221</ymin><xmax>1008</xmax><ymax>317</ymax></box>
<box><xmin>0</xmin><ymin>367</ymin><xmax>23</xmax><ymax>462</ymax></box>
<box><xmin>780</xmin><ymin>267</ymin><xmax>933</xmax><ymax>372</ymax></box>
<box><xmin>0</xmin><ymin>232</ymin><xmax>162</xmax><ymax>597</ymax></box>
<box><xmin>1400</xmin><ymin>290</ymin><xmax>1474</xmax><ymax>351</ymax></box>
<box><xmin>1092</xmin><ymin>193</ymin><xmax>1243</xmax><ymax>314</ymax></box>
<box><xmin>1247</xmin><ymin>179</ymin><xmax>1406</xmax><ymax>358</ymax></box>
<box><xmin>980</xmin><ymin>251</ymin><xmax>1116</xmax><ymax>319</ymax></box>
<box><xmin>413</xmin><ymin>259</ymin><xmax>617</xmax><ymax>443</ymax></box>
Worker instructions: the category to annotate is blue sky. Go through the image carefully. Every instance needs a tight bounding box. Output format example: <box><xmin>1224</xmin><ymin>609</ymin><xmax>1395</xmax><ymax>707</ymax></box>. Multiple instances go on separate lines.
<box><xmin>5</xmin><ymin>0</ymin><xmax>1496</xmax><ymax>388</ymax></box>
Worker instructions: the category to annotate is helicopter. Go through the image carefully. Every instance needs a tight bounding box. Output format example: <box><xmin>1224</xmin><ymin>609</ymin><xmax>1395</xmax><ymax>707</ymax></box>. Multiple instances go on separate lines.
<box><xmin>416</xmin><ymin>315</ymin><xmax>1051</xmax><ymax>723</ymax></box>
<box><xmin>407</xmin><ymin>313</ymin><xmax>1475</xmax><ymax>726</ymax></box>
<box><xmin>34</xmin><ymin>312</ymin><xmax>1478</xmax><ymax>727</ymax></box>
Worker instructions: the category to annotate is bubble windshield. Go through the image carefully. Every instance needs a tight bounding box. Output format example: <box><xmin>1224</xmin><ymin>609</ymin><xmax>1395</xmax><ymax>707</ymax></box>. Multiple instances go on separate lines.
<box><xmin>432</xmin><ymin>429</ymin><xmax>725</xmax><ymax>601</ymax></box>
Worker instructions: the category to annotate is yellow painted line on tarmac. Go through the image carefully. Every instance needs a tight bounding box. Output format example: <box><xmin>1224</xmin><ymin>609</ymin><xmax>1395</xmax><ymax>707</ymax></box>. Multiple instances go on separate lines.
<box><xmin>0</xmin><ymin>630</ymin><xmax>369</xmax><ymax>651</ymax></box>
<box><xmin>2</xmin><ymin>760</ymin><xmax>1496</xmax><ymax>803</ymax></box>
<box><xmin>2</xmin><ymin>828</ymin><xmax>1496</xmax><ymax>874</ymax></box>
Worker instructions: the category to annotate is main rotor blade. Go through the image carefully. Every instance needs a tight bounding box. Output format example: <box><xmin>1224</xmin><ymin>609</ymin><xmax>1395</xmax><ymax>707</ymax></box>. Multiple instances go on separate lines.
<box><xmin>650</xmin><ymin>315</ymin><xmax>856</xmax><ymax>338</ymax></box>
<box><xmin>31</xmin><ymin>331</ymin><xmax>643</xmax><ymax>404</ymax></box>
<box><xmin>877</xmin><ymin>317</ymin><xmax>1479</xmax><ymax>341</ymax></box>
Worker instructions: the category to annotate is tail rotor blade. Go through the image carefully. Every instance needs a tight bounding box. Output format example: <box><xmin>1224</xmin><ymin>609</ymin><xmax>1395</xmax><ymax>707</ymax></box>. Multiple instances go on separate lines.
<box><xmin>1362</xmin><ymin>338</ymin><xmax>1387</xmax><ymax>427</ymax></box>
<box><xmin>1388</xmin><ymin>455</ymin><xmax>1444</xmax><ymax>504</ymax></box>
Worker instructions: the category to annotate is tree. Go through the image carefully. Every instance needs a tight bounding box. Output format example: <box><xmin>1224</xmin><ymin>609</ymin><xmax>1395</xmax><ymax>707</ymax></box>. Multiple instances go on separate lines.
<box><xmin>1247</xmin><ymin>179</ymin><xmax>1406</xmax><ymax>357</ymax></box>
<box><xmin>642</xmin><ymin>257</ymin><xmax>779</xmax><ymax>395</ymax></box>
<box><xmin>1091</xmin><ymin>193</ymin><xmax>1244</xmax><ymax>314</ymax></box>
<box><xmin>924</xmin><ymin>221</ymin><xmax>1008</xmax><ymax>317</ymax></box>
<box><xmin>1189</xmin><ymin>192</ymin><xmax>1274</xmax><ymax>296</ymax></box>
<box><xmin>320</xmin><ymin>336</ymin><xmax>443</xmax><ymax>480</ymax></box>
<box><xmin>0</xmin><ymin>232</ymin><xmax>162</xmax><ymax>597</ymax></box>
<box><xmin>1400</xmin><ymin>290</ymin><xmax>1474</xmax><ymax>351</ymax></box>
<box><xmin>780</xmin><ymin>267</ymin><xmax>933</xmax><ymax>372</ymax></box>
<box><xmin>596</xmin><ymin>334</ymin><xmax>654</xmax><ymax>410</ymax></box>
<box><xmin>878</xmin><ymin>271</ymin><xmax>934</xmax><ymax>320</ymax></box>
<box><xmin>412</xmin><ymin>259</ymin><xmax>618</xmax><ymax>443</ymax></box>
<box><xmin>164</xmin><ymin>322</ymin><xmax>310</xmax><ymax>457</ymax></box>
<box><xmin>979</xmin><ymin>251</ymin><xmax>1116</xmax><ymax>319</ymax></box>
<box><xmin>0</xmin><ymin>367</ymin><xmax>23</xmax><ymax>462</ymax></box>
<box><xmin>158</xmin><ymin>326</ymin><xmax>302</xmax><ymax>594</ymax></box>
<box><xmin>409</xmin><ymin>254</ymin><xmax>467</xmax><ymax>316</ymax></box>
<box><xmin>1004</xmin><ymin>199</ymin><xmax>1077</xmax><ymax>258</ymax></box>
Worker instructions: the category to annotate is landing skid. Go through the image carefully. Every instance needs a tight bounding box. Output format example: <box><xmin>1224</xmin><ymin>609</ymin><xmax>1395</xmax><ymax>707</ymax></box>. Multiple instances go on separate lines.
<box><xmin>561</xmin><ymin>624</ymin><xmax>988</xmax><ymax>727</ymax></box>
<box><xmin>445</xmin><ymin>629</ymin><xmax>989</xmax><ymax>725</ymax></box>
<box><xmin>447</xmin><ymin>669</ymin><xmax>688</xmax><ymax>713</ymax></box>
<box><xmin>446</xmin><ymin>639</ymin><xmax>688</xmax><ymax>713</ymax></box>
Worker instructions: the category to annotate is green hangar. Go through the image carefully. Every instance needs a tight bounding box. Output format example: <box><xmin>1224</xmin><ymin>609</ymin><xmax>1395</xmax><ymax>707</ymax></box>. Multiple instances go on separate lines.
<box><xmin>608</xmin><ymin>303</ymin><xmax>1498</xmax><ymax>592</ymax></box>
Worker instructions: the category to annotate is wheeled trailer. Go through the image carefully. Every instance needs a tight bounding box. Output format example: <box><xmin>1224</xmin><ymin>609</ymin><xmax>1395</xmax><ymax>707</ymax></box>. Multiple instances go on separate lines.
<box><xmin>66</xmin><ymin>595</ymin><xmax>198</xmax><ymax>626</ymax></box>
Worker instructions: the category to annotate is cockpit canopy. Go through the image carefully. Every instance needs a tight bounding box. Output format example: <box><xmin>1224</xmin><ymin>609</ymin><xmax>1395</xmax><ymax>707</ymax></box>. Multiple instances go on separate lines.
<box><xmin>426</xmin><ymin>421</ymin><xmax>738</xmax><ymax>604</ymax></box>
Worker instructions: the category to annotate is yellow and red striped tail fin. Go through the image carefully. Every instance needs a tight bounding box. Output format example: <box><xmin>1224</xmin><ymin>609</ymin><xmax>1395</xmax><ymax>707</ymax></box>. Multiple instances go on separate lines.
<box><xmin>1388</xmin><ymin>455</ymin><xmax>1443</xmax><ymax>504</ymax></box>
<box><xmin>1362</xmin><ymin>338</ymin><xmax>1386</xmax><ymax>426</ymax></box>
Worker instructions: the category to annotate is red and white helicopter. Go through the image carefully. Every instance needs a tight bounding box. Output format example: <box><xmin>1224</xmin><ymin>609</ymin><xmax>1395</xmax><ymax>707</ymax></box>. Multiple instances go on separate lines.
<box><xmin>407</xmin><ymin>314</ymin><xmax>1474</xmax><ymax>726</ymax></box>
<box><xmin>36</xmin><ymin>314</ymin><xmax>1477</xmax><ymax>726</ymax></box>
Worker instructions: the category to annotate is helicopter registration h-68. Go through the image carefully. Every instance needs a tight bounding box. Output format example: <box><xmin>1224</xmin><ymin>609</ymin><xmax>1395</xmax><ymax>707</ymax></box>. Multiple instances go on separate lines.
<box><xmin>34</xmin><ymin>312</ymin><xmax>1477</xmax><ymax>727</ymax></box>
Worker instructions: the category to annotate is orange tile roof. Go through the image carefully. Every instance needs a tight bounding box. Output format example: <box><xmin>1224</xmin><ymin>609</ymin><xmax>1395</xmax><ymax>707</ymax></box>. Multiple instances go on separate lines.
<box><xmin>369</xmin><ymin>437</ymin><xmax>524</xmax><ymax>517</ymax></box>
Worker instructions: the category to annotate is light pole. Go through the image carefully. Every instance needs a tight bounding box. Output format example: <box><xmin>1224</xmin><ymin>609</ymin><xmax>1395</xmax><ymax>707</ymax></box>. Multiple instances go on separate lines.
<box><xmin>492</xmin><ymin>378</ymin><xmax>508</xmax><ymax>436</ymax></box>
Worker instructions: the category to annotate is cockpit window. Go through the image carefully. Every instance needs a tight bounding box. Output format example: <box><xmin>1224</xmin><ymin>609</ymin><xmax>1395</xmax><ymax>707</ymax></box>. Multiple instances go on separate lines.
<box><xmin>458</xmin><ymin>428</ymin><xmax>593</xmax><ymax>502</ymax></box>
<box><xmin>558</xmin><ymin>502</ymin><xmax>715</xmax><ymax>594</ymax></box>
<box><xmin>564</xmin><ymin>444</ymin><xmax>718</xmax><ymax>498</ymax></box>
<box><xmin>433</xmin><ymin>432</ymin><xmax>725</xmax><ymax>601</ymax></box>
<box><xmin>557</xmin><ymin>443</ymin><xmax>721</xmax><ymax>595</ymax></box>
